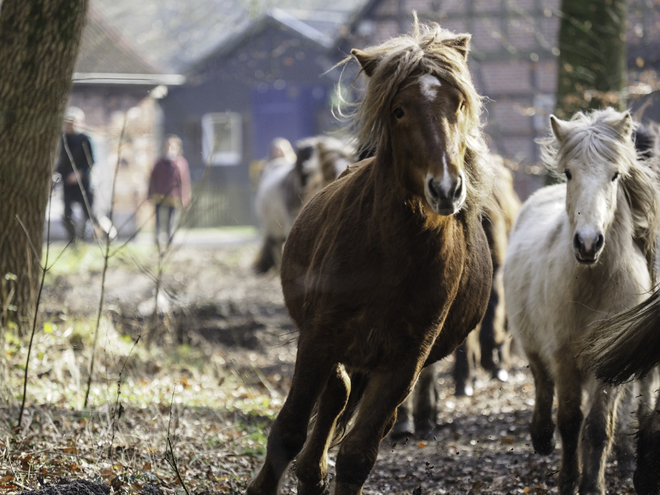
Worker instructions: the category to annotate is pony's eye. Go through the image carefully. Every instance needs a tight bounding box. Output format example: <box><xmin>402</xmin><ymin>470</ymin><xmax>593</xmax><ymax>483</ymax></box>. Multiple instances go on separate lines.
<box><xmin>612</xmin><ymin>171</ymin><xmax>619</xmax><ymax>182</ymax></box>
<box><xmin>393</xmin><ymin>107</ymin><xmax>405</xmax><ymax>119</ymax></box>
<box><xmin>459</xmin><ymin>100</ymin><xmax>466</xmax><ymax>112</ymax></box>
<box><xmin>564</xmin><ymin>169</ymin><xmax>572</xmax><ymax>181</ymax></box>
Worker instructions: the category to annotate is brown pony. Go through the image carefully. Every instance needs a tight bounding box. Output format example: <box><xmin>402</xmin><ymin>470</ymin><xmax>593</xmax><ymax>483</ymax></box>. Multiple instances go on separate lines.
<box><xmin>247</xmin><ymin>18</ymin><xmax>494</xmax><ymax>495</ymax></box>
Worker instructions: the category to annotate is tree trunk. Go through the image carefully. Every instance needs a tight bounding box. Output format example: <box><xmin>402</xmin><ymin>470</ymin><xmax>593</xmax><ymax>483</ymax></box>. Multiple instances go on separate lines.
<box><xmin>0</xmin><ymin>0</ymin><xmax>88</xmax><ymax>400</ymax></box>
<box><xmin>555</xmin><ymin>0</ymin><xmax>628</xmax><ymax>119</ymax></box>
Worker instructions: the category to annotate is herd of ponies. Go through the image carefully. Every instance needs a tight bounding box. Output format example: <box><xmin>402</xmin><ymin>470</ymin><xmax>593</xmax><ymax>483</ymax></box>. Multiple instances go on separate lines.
<box><xmin>248</xmin><ymin>17</ymin><xmax>660</xmax><ymax>495</ymax></box>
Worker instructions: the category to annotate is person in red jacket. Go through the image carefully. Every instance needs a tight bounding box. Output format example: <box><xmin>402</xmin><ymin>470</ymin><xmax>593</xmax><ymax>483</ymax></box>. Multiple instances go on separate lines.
<box><xmin>148</xmin><ymin>135</ymin><xmax>191</xmax><ymax>245</ymax></box>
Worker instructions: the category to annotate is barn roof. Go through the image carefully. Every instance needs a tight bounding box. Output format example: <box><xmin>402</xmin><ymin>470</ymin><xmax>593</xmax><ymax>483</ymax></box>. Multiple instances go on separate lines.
<box><xmin>186</xmin><ymin>8</ymin><xmax>337</xmax><ymax>76</ymax></box>
<box><xmin>74</xmin><ymin>7</ymin><xmax>184</xmax><ymax>86</ymax></box>
<box><xmin>91</xmin><ymin>0</ymin><xmax>366</xmax><ymax>73</ymax></box>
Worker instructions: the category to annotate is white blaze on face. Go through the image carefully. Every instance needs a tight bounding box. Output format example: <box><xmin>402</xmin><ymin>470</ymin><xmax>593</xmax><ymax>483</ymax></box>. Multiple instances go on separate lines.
<box><xmin>441</xmin><ymin>152</ymin><xmax>453</xmax><ymax>196</ymax></box>
<box><xmin>419</xmin><ymin>74</ymin><xmax>442</xmax><ymax>102</ymax></box>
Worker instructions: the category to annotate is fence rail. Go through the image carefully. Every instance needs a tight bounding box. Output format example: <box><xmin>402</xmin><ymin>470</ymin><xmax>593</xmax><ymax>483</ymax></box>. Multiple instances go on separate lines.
<box><xmin>183</xmin><ymin>183</ymin><xmax>258</xmax><ymax>228</ymax></box>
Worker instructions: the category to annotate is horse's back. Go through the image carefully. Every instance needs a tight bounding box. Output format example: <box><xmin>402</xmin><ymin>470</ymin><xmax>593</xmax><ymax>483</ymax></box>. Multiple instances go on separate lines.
<box><xmin>504</xmin><ymin>184</ymin><xmax>570</xmax><ymax>360</ymax></box>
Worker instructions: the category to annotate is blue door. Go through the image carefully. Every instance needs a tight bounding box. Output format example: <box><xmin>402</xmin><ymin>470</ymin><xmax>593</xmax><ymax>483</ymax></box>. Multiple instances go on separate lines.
<box><xmin>252</xmin><ymin>83</ymin><xmax>322</xmax><ymax>159</ymax></box>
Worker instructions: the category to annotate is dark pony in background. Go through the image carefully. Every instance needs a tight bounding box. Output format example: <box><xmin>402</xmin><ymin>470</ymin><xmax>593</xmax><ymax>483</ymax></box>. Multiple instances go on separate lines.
<box><xmin>253</xmin><ymin>136</ymin><xmax>354</xmax><ymax>274</ymax></box>
<box><xmin>247</xmin><ymin>17</ymin><xmax>495</xmax><ymax>495</ymax></box>
<box><xmin>454</xmin><ymin>155</ymin><xmax>521</xmax><ymax>394</ymax></box>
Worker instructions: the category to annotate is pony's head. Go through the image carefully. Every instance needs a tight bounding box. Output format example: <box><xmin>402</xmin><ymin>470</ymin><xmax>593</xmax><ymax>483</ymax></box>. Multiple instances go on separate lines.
<box><xmin>345</xmin><ymin>16</ymin><xmax>490</xmax><ymax>217</ymax></box>
<box><xmin>542</xmin><ymin>108</ymin><xmax>658</xmax><ymax>268</ymax></box>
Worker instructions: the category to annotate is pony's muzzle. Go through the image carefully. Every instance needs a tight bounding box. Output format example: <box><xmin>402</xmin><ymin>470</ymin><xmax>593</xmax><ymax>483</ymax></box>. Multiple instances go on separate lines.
<box><xmin>573</xmin><ymin>231</ymin><xmax>604</xmax><ymax>264</ymax></box>
<box><xmin>426</xmin><ymin>172</ymin><xmax>464</xmax><ymax>216</ymax></box>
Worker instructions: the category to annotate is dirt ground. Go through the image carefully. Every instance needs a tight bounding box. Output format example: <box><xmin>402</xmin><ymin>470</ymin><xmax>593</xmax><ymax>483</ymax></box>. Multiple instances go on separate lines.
<box><xmin>5</xmin><ymin>239</ymin><xmax>638</xmax><ymax>494</ymax></box>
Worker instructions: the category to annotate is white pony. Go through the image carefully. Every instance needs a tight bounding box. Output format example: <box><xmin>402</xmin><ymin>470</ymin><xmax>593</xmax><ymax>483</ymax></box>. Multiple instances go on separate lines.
<box><xmin>504</xmin><ymin>108</ymin><xmax>659</xmax><ymax>495</ymax></box>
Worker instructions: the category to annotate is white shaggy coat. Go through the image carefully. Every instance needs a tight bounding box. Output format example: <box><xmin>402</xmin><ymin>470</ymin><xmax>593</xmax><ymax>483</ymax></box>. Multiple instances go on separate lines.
<box><xmin>505</xmin><ymin>183</ymin><xmax>650</xmax><ymax>372</ymax></box>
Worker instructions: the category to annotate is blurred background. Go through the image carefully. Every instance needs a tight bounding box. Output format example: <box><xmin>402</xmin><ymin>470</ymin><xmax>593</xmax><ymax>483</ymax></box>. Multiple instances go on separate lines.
<box><xmin>56</xmin><ymin>0</ymin><xmax>660</xmax><ymax>237</ymax></box>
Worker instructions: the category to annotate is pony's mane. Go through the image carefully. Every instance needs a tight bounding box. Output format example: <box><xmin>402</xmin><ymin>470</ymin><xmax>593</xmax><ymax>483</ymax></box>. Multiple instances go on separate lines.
<box><xmin>539</xmin><ymin>108</ymin><xmax>660</xmax><ymax>280</ymax></box>
<box><xmin>337</xmin><ymin>14</ymin><xmax>492</xmax><ymax>216</ymax></box>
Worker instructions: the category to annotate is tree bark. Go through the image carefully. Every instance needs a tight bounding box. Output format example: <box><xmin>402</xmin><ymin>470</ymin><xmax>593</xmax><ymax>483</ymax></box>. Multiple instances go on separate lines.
<box><xmin>555</xmin><ymin>0</ymin><xmax>628</xmax><ymax>119</ymax></box>
<box><xmin>0</xmin><ymin>0</ymin><xmax>88</xmax><ymax>399</ymax></box>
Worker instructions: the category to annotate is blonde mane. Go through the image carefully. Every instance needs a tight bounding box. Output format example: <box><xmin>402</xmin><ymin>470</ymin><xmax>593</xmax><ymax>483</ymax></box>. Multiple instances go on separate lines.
<box><xmin>539</xmin><ymin>108</ymin><xmax>660</xmax><ymax>280</ymax></box>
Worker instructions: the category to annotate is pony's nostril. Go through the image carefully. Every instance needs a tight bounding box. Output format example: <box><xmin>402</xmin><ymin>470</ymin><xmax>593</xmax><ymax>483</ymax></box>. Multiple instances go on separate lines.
<box><xmin>595</xmin><ymin>234</ymin><xmax>604</xmax><ymax>252</ymax></box>
<box><xmin>573</xmin><ymin>233</ymin><xmax>582</xmax><ymax>251</ymax></box>
<box><xmin>453</xmin><ymin>175</ymin><xmax>463</xmax><ymax>200</ymax></box>
<box><xmin>427</xmin><ymin>177</ymin><xmax>439</xmax><ymax>199</ymax></box>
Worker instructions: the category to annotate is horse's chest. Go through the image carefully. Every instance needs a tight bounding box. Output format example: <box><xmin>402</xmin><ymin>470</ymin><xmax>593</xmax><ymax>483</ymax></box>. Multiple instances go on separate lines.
<box><xmin>341</xmin><ymin>239</ymin><xmax>466</xmax><ymax>368</ymax></box>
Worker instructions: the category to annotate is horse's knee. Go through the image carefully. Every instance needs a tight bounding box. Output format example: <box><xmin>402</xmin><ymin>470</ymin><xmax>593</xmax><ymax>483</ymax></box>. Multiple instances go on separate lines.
<box><xmin>580</xmin><ymin>412</ymin><xmax>611</xmax><ymax>452</ymax></box>
<box><xmin>267</xmin><ymin>419</ymin><xmax>308</xmax><ymax>462</ymax></box>
<box><xmin>557</xmin><ymin>405</ymin><xmax>583</xmax><ymax>448</ymax></box>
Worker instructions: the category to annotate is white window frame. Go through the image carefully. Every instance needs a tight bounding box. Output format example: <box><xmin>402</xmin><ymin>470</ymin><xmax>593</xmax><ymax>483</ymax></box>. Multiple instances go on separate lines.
<box><xmin>202</xmin><ymin>112</ymin><xmax>242</xmax><ymax>166</ymax></box>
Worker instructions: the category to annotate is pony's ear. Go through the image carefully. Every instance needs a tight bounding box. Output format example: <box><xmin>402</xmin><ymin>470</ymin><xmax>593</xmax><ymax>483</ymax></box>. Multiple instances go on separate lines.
<box><xmin>352</xmin><ymin>49</ymin><xmax>378</xmax><ymax>77</ymax></box>
<box><xmin>443</xmin><ymin>34</ymin><xmax>471</xmax><ymax>61</ymax></box>
<box><xmin>613</xmin><ymin>111</ymin><xmax>634</xmax><ymax>138</ymax></box>
<box><xmin>550</xmin><ymin>115</ymin><xmax>575</xmax><ymax>144</ymax></box>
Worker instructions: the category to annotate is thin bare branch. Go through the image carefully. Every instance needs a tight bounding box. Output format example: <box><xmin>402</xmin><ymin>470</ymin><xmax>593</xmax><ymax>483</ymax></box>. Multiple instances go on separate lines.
<box><xmin>83</xmin><ymin>117</ymin><xmax>127</xmax><ymax>408</ymax></box>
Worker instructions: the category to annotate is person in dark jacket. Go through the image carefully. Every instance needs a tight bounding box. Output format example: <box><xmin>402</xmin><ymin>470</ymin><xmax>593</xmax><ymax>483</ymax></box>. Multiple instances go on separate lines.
<box><xmin>148</xmin><ymin>135</ymin><xmax>191</xmax><ymax>245</ymax></box>
<box><xmin>56</xmin><ymin>107</ymin><xmax>95</xmax><ymax>242</ymax></box>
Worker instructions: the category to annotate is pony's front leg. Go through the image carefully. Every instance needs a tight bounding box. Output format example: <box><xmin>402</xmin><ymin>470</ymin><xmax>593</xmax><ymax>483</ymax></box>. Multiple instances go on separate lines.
<box><xmin>453</xmin><ymin>336</ymin><xmax>476</xmax><ymax>397</ymax></box>
<box><xmin>333</xmin><ymin>367</ymin><xmax>418</xmax><ymax>495</ymax></box>
<box><xmin>579</xmin><ymin>381</ymin><xmax>623</xmax><ymax>495</ymax></box>
<box><xmin>612</xmin><ymin>382</ymin><xmax>635</xmax><ymax>473</ymax></box>
<box><xmin>633</xmin><ymin>371</ymin><xmax>660</xmax><ymax>495</ymax></box>
<box><xmin>528</xmin><ymin>352</ymin><xmax>555</xmax><ymax>455</ymax></box>
<box><xmin>390</xmin><ymin>392</ymin><xmax>414</xmax><ymax>440</ymax></box>
<box><xmin>555</xmin><ymin>360</ymin><xmax>583</xmax><ymax>495</ymax></box>
<box><xmin>295</xmin><ymin>364</ymin><xmax>351</xmax><ymax>495</ymax></box>
<box><xmin>413</xmin><ymin>364</ymin><xmax>438</xmax><ymax>438</ymax></box>
<box><xmin>247</xmin><ymin>343</ymin><xmax>334</xmax><ymax>495</ymax></box>
<box><xmin>390</xmin><ymin>365</ymin><xmax>437</xmax><ymax>440</ymax></box>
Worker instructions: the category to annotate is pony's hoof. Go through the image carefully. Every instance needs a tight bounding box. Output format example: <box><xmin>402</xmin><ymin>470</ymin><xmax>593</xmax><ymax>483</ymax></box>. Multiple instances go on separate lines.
<box><xmin>297</xmin><ymin>475</ymin><xmax>330</xmax><ymax>495</ymax></box>
<box><xmin>389</xmin><ymin>419</ymin><xmax>414</xmax><ymax>440</ymax></box>
<box><xmin>531</xmin><ymin>431</ymin><xmax>555</xmax><ymax>456</ymax></box>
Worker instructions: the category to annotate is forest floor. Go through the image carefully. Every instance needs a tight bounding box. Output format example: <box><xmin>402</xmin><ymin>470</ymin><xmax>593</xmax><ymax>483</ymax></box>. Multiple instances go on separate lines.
<box><xmin>0</xmin><ymin>235</ymin><xmax>638</xmax><ymax>494</ymax></box>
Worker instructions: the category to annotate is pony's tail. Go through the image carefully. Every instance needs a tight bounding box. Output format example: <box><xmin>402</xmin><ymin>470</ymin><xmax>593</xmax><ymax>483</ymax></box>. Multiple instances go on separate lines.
<box><xmin>330</xmin><ymin>371</ymin><xmax>370</xmax><ymax>448</ymax></box>
<box><xmin>253</xmin><ymin>236</ymin><xmax>277</xmax><ymax>274</ymax></box>
<box><xmin>583</xmin><ymin>289</ymin><xmax>660</xmax><ymax>384</ymax></box>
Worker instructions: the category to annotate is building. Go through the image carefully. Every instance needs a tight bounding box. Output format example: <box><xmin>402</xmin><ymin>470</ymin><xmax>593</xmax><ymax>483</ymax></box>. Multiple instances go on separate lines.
<box><xmin>160</xmin><ymin>9</ymin><xmax>348</xmax><ymax>226</ymax></box>
<box><xmin>340</xmin><ymin>0</ymin><xmax>660</xmax><ymax>200</ymax></box>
